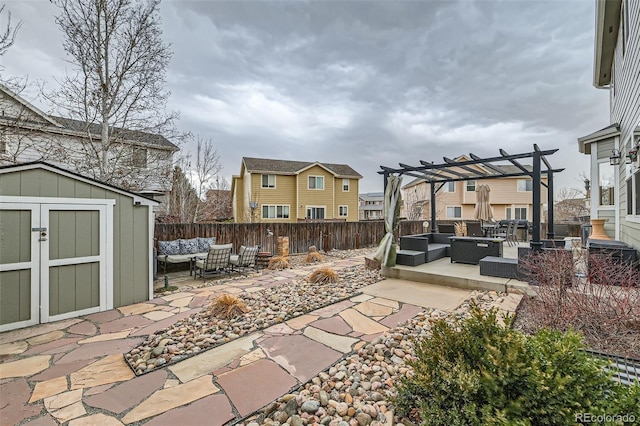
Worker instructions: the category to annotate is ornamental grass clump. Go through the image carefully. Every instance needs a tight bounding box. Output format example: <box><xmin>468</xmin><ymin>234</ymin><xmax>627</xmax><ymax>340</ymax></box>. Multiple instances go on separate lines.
<box><xmin>209</xmin><ymin>294</ymin><xmax>248</xmax><ymax>320</ymax></box>
<box><xmin>304</xmin><ymin>251</ymin><xmax>323</xmax><ymax>264</ymax></box>
<box><xmin>267</xmin><ymin>256</ymin><xmax>290</xmax><ymax>270</ymax></box>
<box><xmin>308</xmin><ymin>267</ymin><xmax>338</xmax><ymax>284</ymax></box>
<box><xmin>394</xmin><ymin>303</ymin><xmax>640</xmax><ymax>426</ymax></box>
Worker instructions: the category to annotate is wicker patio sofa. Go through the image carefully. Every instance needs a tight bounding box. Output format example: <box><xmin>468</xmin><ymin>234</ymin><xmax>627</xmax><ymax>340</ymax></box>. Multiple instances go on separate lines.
<box><xmin>397</xmin><ymin>233</ymin><xmax>454</xmax><ymax>266</ymax></box>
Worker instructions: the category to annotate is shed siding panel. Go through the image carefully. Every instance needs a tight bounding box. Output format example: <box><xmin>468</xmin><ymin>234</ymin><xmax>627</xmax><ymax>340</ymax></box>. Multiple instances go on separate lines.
<box><xmin>0</xmin><ymin>270</ymin><xmax>31</xmax><ymax>324</ymax></box>
<box><xmin>0</xmin><ymin>209</ymin><xmax>31</xmax><ymax>264</ymax></box>
<box><xmin>117</xmin><ymin>194</ymin><xmax>135</xmax><ymax>306</ymax></box>
<box><xmin>133</xmin><ymin>207</ymin><xmax>150</xmax><ymax>302</ymax></box>
<box><xmin>0</xmin><ymin>172</ymin><xmax>21</xmax><ymax>196</ymax></box>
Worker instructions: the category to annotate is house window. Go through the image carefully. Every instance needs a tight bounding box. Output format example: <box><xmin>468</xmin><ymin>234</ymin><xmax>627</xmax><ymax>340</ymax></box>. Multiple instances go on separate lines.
<box><xmin>598</xmin><ymin>162</ymin><xmax>615</xmax><ymax>206</ymax></box>
<box><xmin>262</xmin><ymin>205</ymin><xmax>289</xmax><ymax>219</ymax></box>
<box><xmin>342</xmin><ymin>179</ymin><xmax>350</xmax><ymax>191</ymax></box>
<box><xmin>131</xmin><ymin>147</ymin><xmax>147</xmax><ymax>167</ymax></box>
<box><xmin>339</xmin><ymin>205</ymin><xmax>348</xmax><ymax>217</ymax></box>
<box><xmin>517</xmin><ymin>179</ymin><xmax>533</xmax><ymax>192</ymax></box>
<box><xmin>446</xmin><ymin>206</ymin><xmax>461</xmax><ymax>218</ymax></box>
<box><xmin>506</xmin><ymin>207</ymin><xmax>527</xmax><ymax>220</ymax></box>
<box><xmin>466</xmin><ymin>180</ymin><xmax>476</xmax><ymax>192</ymax></box>
<box><xmin>308</xmin><ymin>176</ymin><xmax>324</xmax><ymax>190</ymax></box>
<box><xmin>306</xmin><ymin>206</ymin><xmax>325</xmax><ymax>219</ymax></box>
<box><xmin>261</xmin><ymin>174</ymin><xmax>276</xmax><ymax>188</ymax></box>
<box><xmin>442</xmin><ymin>181</ymin><xmax>455</xmax><ymax>192</ymax></box>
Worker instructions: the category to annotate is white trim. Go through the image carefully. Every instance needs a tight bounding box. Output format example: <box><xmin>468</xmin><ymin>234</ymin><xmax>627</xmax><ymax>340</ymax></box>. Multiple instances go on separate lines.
<box><xmin>297</xmin><ymin>161</ymin><xmax>338</xmax><ymax>176</ymax></box>
<box><xmin>625</xmin><ymin>216</ymin><xmax>640</xmax><ymax>224</ymax></box>
<box><xmin>148</xmin><ymin>205</ymin><xmax>154</xmax><ymax>301</ymax></box>
<box><xmin>307</xmin><ymin>175</ymin><xmax>325</xmax><ymax>190</ymax></box>
<box><xmin>260</xmin><ymin>174</ymin><xmax>276</xmax><ymax>189</ymax></box>
<box><xmin>106</xmin><ymin>203</ymin><xmax>114</xmax><ymax>310</ymax></box>
<box><xmin>342</xmin><ymin>178</ymin><xmax>350</xmax><ymax>192</ymax></box>
<box><xmin>306</xmin><ymin>205</ymin><xmax>326</xmax><ymax>220</ymax></box>
<box><xmin>0</xmin><ymin>196</ymin><xmax>116</xmax><ymax>206</ymax></box>
<box><xmin>0</xmin><ymin>83</ymin><xmax>61</xmax><ymax>126</ymax></box>
<box><xmin>0</xmin><ymin>163</ymin><xmax>159</xmax><ymax>206</ymax></box>
<box><xmin>49</xmin><ymin>256</ymin><xmax>102</xmax><ymax>267</ymax></box>
<box><xmin>338</xmin><ymin>205</ymin><xmax>348</xmax><ymax>217</ymax></box>
<box><xmin>0</xmin><ymin>202</ymin><xmax>40</xmax><ymax>331</ymax></box>
<box><xmin>446</xmin><ymin>205</ymin><xmax>462</xmax><ymax>219</ymax></box>
<box><xmin>261</xmin><ymin>204</ymin><xmax>291</xmax><ymax>219</ymax></box>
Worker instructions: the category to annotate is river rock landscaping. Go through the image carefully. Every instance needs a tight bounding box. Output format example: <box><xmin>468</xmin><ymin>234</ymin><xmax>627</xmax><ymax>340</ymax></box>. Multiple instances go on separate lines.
<box><xmin>239</xmin><ymin>290</ymin><xmax>509</xmax><ymax>426</ymax></box>
<box><xmin>126</xmin><ymin>264</ymin><xmax>383</xmax><ymax>375</ymax></box>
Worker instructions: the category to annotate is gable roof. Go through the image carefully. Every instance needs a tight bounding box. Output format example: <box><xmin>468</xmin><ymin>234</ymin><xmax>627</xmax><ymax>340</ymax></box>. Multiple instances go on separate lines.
<box><xmin>0</xmin><ymin>83</ymin><xmax>179</xmax><ymax>152</ymax></box>
<box><xmin>578</xmin><ymin>123</ymin><xmax>620</xmax><ymax>154</ymax></box>
<box><xmin>0</xmin><ymin>161</ymin><xmax>159</xmax><ymax>205</ymax></box>
<box><xmin>242</xmin><ymin>157</ymin><xmax>362</xmax><ymax>178</ymax></box>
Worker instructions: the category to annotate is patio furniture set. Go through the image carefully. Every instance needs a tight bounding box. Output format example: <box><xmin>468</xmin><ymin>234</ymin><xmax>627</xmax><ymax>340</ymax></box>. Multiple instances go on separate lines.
<box><xmin>157</xmin><ymin>237</ymin><xmax>261</xmax><ymax>280</ymax></box>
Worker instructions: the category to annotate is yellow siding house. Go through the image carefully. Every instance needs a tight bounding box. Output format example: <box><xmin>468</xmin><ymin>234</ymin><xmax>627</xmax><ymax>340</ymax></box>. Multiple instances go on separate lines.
<box><xmin>231</xmin><ymin>157</ymin><xmax>362</xmax><ymax>223</ymax></box>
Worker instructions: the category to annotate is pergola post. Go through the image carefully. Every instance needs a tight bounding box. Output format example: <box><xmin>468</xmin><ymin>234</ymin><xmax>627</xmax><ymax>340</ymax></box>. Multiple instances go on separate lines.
<box><xmin>546</xmin><ymin>171</ymin><xmax>555</xmax><ymax>240</ymax></box>
<box><xmin>430</xmin><ymin>182</ymin><xmax>437</xmax><ymax>233</ymax></box>
<box><xmin>531</xmin><ymin>150</ymin><xmax>542</xmax><ymax>251</ymax></box>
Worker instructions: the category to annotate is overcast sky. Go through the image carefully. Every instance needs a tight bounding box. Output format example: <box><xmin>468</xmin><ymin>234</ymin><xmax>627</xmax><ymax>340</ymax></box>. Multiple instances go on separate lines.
<box><xmin>2</xmin><ymin>0</ymin><xmax>608</xmax><ymax>194</ymax></box>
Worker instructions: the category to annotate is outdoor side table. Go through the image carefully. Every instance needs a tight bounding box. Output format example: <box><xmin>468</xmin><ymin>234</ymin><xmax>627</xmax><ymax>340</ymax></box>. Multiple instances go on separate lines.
<box><xmin>449</xmin><ymin>236</ymin><xmax>504</xmax><ymax>265</ymax></box>
<box><xmin>256</xmin><ymin>252</ymin><xmax>272</xmax><ymax>270</ymax></box>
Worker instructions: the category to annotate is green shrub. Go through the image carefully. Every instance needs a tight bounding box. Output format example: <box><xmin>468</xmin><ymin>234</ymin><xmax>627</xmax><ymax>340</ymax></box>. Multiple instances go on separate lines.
<box><xmin>395</xmin><ymin>304</ymin><xmax>640</xmax><ymax>426</ymax></box>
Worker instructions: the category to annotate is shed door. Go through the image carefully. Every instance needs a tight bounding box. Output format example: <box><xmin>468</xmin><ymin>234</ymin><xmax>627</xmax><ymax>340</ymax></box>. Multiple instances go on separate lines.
<box><xmin>0</xmin><ymin>202</ymin><xmax>108</xmax><ymax>331</ymax></box>
<box><xmin>0</xmin><ymin>203</ymin><xmax>40</xmax><ymax>331</ymax></box>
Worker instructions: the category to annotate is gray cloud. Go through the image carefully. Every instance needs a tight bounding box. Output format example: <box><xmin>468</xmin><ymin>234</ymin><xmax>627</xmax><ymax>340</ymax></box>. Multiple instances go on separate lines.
<box><xmin>2</xmin><ymin>0</ymin><xmax>608</xmax><ymax>193</ymax></box>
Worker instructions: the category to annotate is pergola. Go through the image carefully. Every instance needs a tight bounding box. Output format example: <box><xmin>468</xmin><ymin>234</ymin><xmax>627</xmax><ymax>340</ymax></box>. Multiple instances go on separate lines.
<box><xmin>378</xmin><ymin>144</ymin><xmax>564</xmax><ymax>250</ymax></box>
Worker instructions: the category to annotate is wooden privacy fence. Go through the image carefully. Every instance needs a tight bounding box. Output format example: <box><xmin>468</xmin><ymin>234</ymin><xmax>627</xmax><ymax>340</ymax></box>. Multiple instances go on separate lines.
<box><xmin>154</xmin><ymin>220</ymin><xmax>427</xmax><ymax>255</ymax></box>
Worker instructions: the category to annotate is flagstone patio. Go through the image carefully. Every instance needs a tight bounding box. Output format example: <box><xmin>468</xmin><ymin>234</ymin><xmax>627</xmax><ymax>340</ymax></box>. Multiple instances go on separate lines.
<box><xmin>0</xmin><ymin>253</ymin><xmax>523</xmax><ymax>425</ymax></box>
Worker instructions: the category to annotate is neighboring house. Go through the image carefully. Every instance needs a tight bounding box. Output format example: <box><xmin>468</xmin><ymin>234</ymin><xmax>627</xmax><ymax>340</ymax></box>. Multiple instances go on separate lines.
<box><xmin>401</xmin><ymin>157</ymin><xmax>548</xmax><ymax>222</ymax></box>
<box><xmin>578</xmin><ymin>0</ymin><xmax>639</xmax><ymax>249</ymax></box>
<box><xmin>231</xmin><ymin>157</ymin><xmax>362</xmax><ymax>223</ymax></box>
<box><xmin>554</xmin><ymin>197</ymin><xmax>590</xmax><ymax>222</ymax></box>
<box><xmin>0</xmin><ymin>83</ymin><xmax>179</xmax><ymax>197</ymax></box>
<box><xmin>359</xmin><ymin>192</ymin><xmax>384</xmax><ymax>220</ymax></box>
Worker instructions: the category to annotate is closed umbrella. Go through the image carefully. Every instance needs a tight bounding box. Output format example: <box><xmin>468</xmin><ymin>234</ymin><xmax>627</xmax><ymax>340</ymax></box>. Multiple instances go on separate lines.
<box><xmin>373</xmin><ymin>175</ymin><xmax>402</xmax><ymax>267</ymax></box>
<box><xmin>474</xmin><ymin>184</ymin><xmax>494</xmax><ymax>223</ymax></box>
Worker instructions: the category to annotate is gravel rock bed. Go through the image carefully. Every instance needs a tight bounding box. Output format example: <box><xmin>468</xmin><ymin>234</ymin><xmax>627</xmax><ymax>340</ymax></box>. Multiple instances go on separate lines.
<box><xmin>239</xmin><ymin>290</ymin><xmax>508</xmax><ymax>426</ymax></box>
<box><xmin>126</xmin><ymin>264</ymin><xmax>382</xmax><ymax>375</ymax></box>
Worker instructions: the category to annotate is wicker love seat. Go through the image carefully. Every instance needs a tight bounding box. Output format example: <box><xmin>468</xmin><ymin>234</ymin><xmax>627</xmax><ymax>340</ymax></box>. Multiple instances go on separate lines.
<box><xmin>396</xmin><ymin>233</ymin><xmax>454</xmax><ymax>266</ymax></box>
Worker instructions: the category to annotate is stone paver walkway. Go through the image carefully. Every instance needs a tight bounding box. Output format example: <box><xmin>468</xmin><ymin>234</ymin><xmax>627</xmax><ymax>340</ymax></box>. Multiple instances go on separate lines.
<box><xmin>0</xmin><ymin>255</ymin><xmax>522</xmax><ymax>425</ymax></box>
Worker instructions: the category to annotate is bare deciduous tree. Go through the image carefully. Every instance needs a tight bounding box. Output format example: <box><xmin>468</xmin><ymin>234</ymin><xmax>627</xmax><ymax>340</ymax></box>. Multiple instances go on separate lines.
<box><xmin>0</xmin><ymin>4</ymin><xmax>21</xmax><ymax>57</ymax></box>
<box><xmin>191</xmin><ymin>137</ymin><xmax>222</xmax><ymax>222</ymax></box>
<box><xmin>46</xmin><ymin>0</ymin><xmax>180</xmax><ymax>190</ymax></box>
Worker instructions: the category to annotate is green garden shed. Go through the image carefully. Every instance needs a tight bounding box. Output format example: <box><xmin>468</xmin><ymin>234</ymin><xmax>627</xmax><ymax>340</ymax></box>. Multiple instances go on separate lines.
<box><xmin>0</xmin><ymin>162</ymin><xmax>158</xmax><ymax>332</ymax></box>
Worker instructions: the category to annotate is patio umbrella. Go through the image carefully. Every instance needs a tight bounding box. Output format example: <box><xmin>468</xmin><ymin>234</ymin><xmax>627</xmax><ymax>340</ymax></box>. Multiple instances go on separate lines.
<box><xmin>474</xmin><ymin>184</ymin><xmax>494</xmax><ymax>223</ymax></box>
<box><xmin>373</xmin><ymin>175</ymin><xmax>402</xmax><ymax>267</ymax></box>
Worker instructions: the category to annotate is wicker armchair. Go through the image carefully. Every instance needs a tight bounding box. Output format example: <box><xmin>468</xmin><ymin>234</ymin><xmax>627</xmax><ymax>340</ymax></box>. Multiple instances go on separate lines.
<box><xmin>230</xmin><ymin>245</ymin><xmax>260</xmax><ymax>274</ymax></box>
<box><xmin>195</xmin><ymin>243</ymin><xmax>232</xmax><ymax>281</ymax></box>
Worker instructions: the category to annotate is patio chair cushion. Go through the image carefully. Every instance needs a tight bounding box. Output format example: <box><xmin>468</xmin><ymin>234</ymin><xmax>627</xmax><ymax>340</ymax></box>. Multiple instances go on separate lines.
<box><xmin>230</xmin><ymin>245</ymin><xmax>260</xmax><ymax>267</ymax></box>
<box><xmin>179</xmin><ymin>238</ymin><xmax>201</xmax><ymax>254</ymax></box>
<box><xmin>158</xmin><ymin>239</ymin><xmax>181</xmax><ymax>256</ymax></box>
<box><xmin>195</xmin><ymin>244</ymin><xmax>233</xmax><ymax>271</ymax></box>
<box><xmin>426</xmin><ymin>244</ymin><xmax>449</xmax><ymax>262</ymax></box>
<box><xmin>197</xmin><ymin>237</ymin><xmax>217</xmax><ymax>252</ymax></box>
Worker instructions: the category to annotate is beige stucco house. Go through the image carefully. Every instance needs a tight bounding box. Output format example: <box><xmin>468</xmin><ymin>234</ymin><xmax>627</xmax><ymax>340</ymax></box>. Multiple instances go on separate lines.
<box><xmin>578</xmin><ymin>0</ymin><xmax>639</xmax><ymax>250</ymax></box>
<box><xmin>231</xmin><ymin>157</ymin><xmax>362</xmax><ymax>223</ymax></box>
<box><xmin>401</xmin><ymin>157</ymin><xmax>548</xmax><ymax>222</ymax></box>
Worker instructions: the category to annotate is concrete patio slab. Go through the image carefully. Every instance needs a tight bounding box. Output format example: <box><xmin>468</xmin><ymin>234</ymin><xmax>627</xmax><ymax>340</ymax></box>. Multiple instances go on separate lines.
<box><xmin>121</xmin><ymin>375</ymin><xmax>218</xmax><ymax>424</ymax></box>
<box><xmin>363</xmin><ymin>279</ymin><xmax>472</xmax><ymax>311</ymax></box>
<box><xmin>169</xmin><ymin>334</ymin><xmax>258</xmax><ymax>383</ymax></box>
<box><xmin>217</xmin><ymin>359</ymin><xmax>297</xmax><ymax>417</ymax></box>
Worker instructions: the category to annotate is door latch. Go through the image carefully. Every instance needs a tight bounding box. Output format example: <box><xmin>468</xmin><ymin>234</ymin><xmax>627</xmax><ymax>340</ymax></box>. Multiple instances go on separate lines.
<box><xmin>33</xmin><ymin>227</ymin><xmax>47</xmax><ymax>242</ymax></box>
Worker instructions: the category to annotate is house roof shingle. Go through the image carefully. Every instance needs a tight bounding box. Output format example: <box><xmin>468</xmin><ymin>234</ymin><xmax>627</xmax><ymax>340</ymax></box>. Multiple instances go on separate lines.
<box><xmin>243</xmin><ymin>157</ymin><xmax>362</xmax><ymax>178</ymax></box>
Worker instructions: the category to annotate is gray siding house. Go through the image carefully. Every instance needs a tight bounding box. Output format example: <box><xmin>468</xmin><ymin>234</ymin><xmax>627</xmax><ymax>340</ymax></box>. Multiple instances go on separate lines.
<box><xmin>0</xmin><ymin>162</ymin><xmax>157</xmax><ymax>331</ymax></box>
<box><xmin>578</xmin><ymin>0</ymin><xmax>640</xmax><ymax>250</ymax></box>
